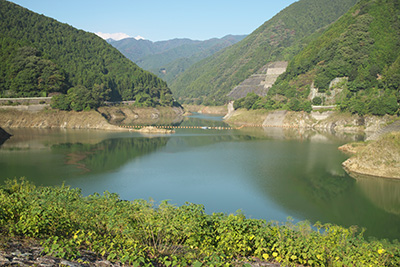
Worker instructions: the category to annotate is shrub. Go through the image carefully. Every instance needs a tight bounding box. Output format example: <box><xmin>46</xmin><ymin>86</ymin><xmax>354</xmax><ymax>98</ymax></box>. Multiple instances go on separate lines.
<box><xmin>312</xmin><ymin>96</ymin><xmax>322</xmax><ymax>105</ymax></box>
<box><xmin>1</xmin><ymin>179</ymin><xmax>400</xmax><ymax>266</ymax></box>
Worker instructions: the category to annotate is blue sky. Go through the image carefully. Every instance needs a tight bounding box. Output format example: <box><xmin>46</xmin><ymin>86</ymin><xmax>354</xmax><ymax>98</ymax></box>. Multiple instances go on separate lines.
<box><xmin>9</xmin><ymin>0</ymin><xmax>298</xmax><ymax>41</ymax></box>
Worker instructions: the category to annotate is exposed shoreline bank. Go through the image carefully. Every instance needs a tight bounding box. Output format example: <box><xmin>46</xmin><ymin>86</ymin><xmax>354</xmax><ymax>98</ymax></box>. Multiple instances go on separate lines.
<box><xmin>339</xmin><ymin>132</ymin><xmax>400</xmax><ymax>180</ymax></box>
<box><xmin>224</xmin><ymin>109</ymin><xmax>397</xmax><ymax>136</ymax></box>
<box><xmin>0</xmin><ymin>107</ymin><xmax>181</xmax><ymax>134</ymax></box>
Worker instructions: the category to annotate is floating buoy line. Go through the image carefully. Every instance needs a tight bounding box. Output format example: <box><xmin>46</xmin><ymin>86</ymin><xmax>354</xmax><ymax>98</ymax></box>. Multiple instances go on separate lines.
<box><xmin>119</xmin><ymin>124</ymin><xmax>299</xmax><ymax>130</ymax></box>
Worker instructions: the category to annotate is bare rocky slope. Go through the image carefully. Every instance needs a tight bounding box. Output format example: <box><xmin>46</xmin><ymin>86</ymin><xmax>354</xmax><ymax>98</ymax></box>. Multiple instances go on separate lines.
<box><xmin>0</xmin><ymin>106</ymin><xmax>183</xmax><ymax>133</ymax></box>
<box><xmin>225</xmin><ymin>109</ymin><xmax>396</xmax><ymax>136</ymax></box>
<box><xmin>341</xmin><ymin>132</ymin><xmax>400</xmax><ymax>179</ymax></box>
<box><xmin>0</xmin><ymin>109</ymin><xmax>122</xmax><ymax>130</ymax></box>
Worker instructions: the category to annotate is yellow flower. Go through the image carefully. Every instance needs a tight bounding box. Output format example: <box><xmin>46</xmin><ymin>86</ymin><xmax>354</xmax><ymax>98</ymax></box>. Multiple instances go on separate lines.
<box><xmin>378</xmin><ymin>248</ymin><xmax>385</xmax><ymax>255</ymax></box>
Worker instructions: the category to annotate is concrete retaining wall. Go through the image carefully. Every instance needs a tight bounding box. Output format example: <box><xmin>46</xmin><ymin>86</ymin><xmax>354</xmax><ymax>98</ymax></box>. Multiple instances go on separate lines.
<box><xmin>0</xmin><ymin>97</ymin><xmax>52</xmax><ymax>105</ymax></box>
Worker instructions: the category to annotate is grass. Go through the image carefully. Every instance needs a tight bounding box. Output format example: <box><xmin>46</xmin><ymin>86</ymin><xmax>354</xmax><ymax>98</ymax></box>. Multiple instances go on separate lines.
<box><xmin>225</xmin><ymin>109</ymin><xmax>271</xmax><ymax>125</ymax></box>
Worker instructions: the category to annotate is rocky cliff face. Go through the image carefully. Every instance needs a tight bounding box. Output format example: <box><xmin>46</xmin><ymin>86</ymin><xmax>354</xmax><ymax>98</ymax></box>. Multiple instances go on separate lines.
<box><xmin>308</xmin><ymin>77</ymin><xmax>347</xmax><ymax>105</ymax></box>
<box><xmin>226</xmin><ymin>109</ymin><xmax>397</xmax><ymax>138</ymax></box>
<box><xmin>0</xmin><ymin>110</ymin><xmax>121</xmax><ymax>130</ymax></box>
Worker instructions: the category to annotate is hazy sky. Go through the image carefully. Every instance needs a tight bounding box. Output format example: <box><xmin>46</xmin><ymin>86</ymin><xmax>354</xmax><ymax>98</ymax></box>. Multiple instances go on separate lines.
<box><xmin>9</xmin><ymin>0</ymin><xmax>297</xmax><ymax>41</ymax></box>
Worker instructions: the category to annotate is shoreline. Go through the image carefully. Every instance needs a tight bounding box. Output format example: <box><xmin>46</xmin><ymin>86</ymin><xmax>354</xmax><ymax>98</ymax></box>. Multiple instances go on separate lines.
<box><xmin>339</xmin><ymin>132</ymin><xmax>400</xmax><ymax>180</ymax></box>
<box><xmin>0</xmin><ymin>108</ymin><xmax>179</xmax><ymax>134</ymax></box>
<box><xmin>2</xmin><ymin>106</ymin><xmax>399</xmax><ymax>179</ymax></box>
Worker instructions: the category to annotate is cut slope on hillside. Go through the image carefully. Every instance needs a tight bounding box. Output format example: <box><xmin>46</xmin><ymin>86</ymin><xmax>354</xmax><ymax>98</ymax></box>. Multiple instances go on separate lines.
<box><xmin>269</xmin><ymin>0</ymin><xmax>400</xmax><ymax>115</ymax></box>
<box><xmin>171</xmin><ymin>0</ymin><xmax>358</xmax><ymax>104</ymax></box>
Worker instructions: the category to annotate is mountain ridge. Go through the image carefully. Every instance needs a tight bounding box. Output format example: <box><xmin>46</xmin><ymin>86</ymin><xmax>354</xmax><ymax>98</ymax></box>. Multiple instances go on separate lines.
<box><xmin>265</xmin><ymin>0</ymin><xmax>400</xmax><ymax>115</ymax></box>
<box><xmin>109</xmin><ymin>35</ymin><xmax>246</xmax><ymax>83</ymax></box>
<box><xmin>0</xmin><ymin>0</ymin><xmax>176</xmax><ymax>110</ymax></box>
<box><xmin>170</xmin><ymin>0</ymin><xmax>358</xmax><ymax>105</ymax></box>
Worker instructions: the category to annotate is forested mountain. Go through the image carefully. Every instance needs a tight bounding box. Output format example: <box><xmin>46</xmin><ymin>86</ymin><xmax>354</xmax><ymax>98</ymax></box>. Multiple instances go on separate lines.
<box><xmin>0</xmin><ymin>0</ymin><xmax>176</xmax><ymax>110</ymax></box>
<box><xmin>109</xmin><ymin>35</ymin><xmax>246</xmax><ymax>84</ymax></box>
<box><xmin>171</xmin><ymin>0</ymin><xmax>358</xmax><ymax>105</ymax></box>
<box><xmin>262</xmin><ymin>0</ymin><xmax>400</xmax><ymax>116</ymax></box>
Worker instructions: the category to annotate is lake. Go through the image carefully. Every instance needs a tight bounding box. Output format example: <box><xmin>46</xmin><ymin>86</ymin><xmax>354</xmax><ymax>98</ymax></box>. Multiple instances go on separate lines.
<box><xmin>1</xmin><ymin>113</ymin><xmax>400</xmax><ymax>241</ymax></box>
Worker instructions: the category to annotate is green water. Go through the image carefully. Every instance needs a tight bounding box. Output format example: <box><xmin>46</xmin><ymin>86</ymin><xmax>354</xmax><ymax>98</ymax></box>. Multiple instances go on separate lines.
<box><xmin>1</xmin><ymin>114</ymin><xmax>400</xmax><ymax>240</ymax></box>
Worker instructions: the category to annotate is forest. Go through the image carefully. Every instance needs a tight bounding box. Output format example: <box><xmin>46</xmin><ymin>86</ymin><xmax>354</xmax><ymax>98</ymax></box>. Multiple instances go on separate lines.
<box><xmin>0</xmin><ymin>1</ymin><xmax>176</xmax><ymax>111</ymax></box>
<box><xmin>110</xmin><ymin>35</ymin><xmax>245</xmax><ymax>84</ymax></box>
<box><xmin>234</xmin><ymin>0</ymin><xmax>400</xmax><ymax>116</ymax></box>
<box><xmin>170</xmin><ymin>0</ymin><xmax>358</xmax><ymax>105</ymax></box>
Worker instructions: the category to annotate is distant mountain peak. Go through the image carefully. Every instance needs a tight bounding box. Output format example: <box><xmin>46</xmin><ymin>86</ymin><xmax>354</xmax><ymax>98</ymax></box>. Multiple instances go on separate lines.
<box><xmin>95</xmin><ymin>32</ymin><xmax>145</xmax><ymax>41</ymax></box>
<box><xmin>134</xmin><ymin>35</ymin><xmax>146</xmax><ymax>40</ymax></box>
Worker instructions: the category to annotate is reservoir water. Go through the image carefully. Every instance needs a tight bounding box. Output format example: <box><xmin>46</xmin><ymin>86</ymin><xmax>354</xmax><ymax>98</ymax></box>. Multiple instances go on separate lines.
<box><xmin>1</xmin><ymin>113</ymin><xmax>400</xmax><ymax>241</ymax></box>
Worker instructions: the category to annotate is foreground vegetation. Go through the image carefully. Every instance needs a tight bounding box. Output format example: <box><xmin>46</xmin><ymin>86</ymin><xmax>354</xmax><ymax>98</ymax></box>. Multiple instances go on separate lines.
<box><xmin>1</xmin><ymin>179</ymin><xmax>400</xmax><ymax>266</ymax></box>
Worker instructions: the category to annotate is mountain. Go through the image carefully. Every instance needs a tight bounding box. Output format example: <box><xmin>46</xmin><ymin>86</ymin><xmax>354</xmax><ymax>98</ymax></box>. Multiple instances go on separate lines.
<box><xmin>170</xmin><ymin>0</ymin><xmax>358</xmax><ymax>105</ymax></box>
<box><xmin>265</xmin><ymin>0</ymin><xmax>400</xmax><ymax>115</ymax></box>
<box><xmin>109</xmin><ymin>35</ymin><xmax>246</xmax><ymax>83</ymax></box>
<box><xmin>0</xmin><ymin>0</ymin><xmax>176</xmax><ymax>109</ymax></box>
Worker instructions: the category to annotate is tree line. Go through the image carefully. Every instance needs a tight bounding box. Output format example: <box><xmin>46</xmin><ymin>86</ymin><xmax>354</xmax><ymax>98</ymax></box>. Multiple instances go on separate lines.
<box><xmin>0</xmin><ymin>1</ymin><xmax>177</xmax><ymax>111</ymax></box>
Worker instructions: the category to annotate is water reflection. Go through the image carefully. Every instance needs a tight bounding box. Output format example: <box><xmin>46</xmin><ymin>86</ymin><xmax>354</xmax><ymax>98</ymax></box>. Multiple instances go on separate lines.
<box><xmin>239</xmin><ymin>126</ymin><xmax>364</xmax><ymax>143</ymax></box>
<box><xmin>351</xmin><ymin>173</ymin><xmax>400</xmax><ymax>215</ymax></box>
<box><xmin>0</xmin><ymin>129</ymin><xmax>170</xmax><ymax>185</ymax></box>
<box><xmin>51</xmin><ymin>137</ymin><xmax>170</xmax><ymax>175</ymax></box>
<box><xmin>1</xmin><ymin>123</ymin><xmax>400</xmax><ymax>240</ymax></box>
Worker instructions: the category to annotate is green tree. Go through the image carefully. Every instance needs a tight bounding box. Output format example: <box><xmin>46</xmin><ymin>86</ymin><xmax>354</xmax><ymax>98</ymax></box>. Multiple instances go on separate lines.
<box><xmin>243</xmin><ymin>93</ymin><xmax>261</xmax><ymax>110</ymax></box>
<box><xmin>303</xmin><ymin>101</ymin><xmax>313</xmax><ymax>113</ymax></box>
<box><xmin>288</xmin><ymin>98</ymin><xmax>302</xmax><ymax>111</ymax></box>
<box><xmin>383</xmin><ymin>94</ymin><xmax>399</xmax><ymax>115</ymax></box>
<box><xmin>312</xmin><ymin>97</ymin><xmax>322</xmax><ymax>105</ymax></box>
<box><xmin>50</xmin><ymin>94</ymin><xmax>70</xmax><ymax>110</ymax></box>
